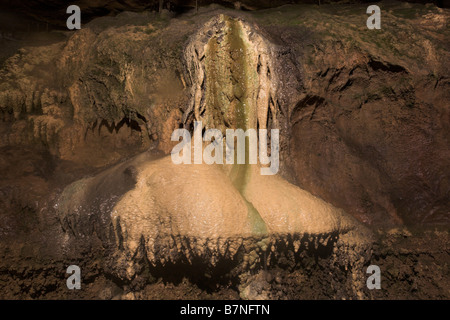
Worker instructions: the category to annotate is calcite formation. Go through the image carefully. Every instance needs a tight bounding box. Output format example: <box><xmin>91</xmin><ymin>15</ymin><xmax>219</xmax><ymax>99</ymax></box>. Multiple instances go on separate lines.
<box><xmin>183</xmin><ymin>15</ymin><xmax>278</xmax><ymax>133</ymax></box>
<box><xmin>57</xmin><ymin>15</ymin><xmax>372</xmax><ymax>297</ymax></box>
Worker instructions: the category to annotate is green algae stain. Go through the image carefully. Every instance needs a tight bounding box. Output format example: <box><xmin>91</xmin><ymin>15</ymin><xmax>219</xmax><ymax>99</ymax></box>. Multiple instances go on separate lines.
<box><xmin>204</xmin><ymin>16</ymin><xmax>267</xmax><ymax>236</ymax></box>
<box><xmin>245</xmin><ymin>197</ymin><xmax>268</xmax><ymax>236</ymax></box>
<box><xmin>225</xmin><ymin>18</ymin><xmax>266</xmax><ymax>236</ymax></box>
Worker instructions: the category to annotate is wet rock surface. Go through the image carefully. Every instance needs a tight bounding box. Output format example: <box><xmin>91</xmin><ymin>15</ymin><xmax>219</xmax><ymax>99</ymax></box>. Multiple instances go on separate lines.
<box><xmin>0</xmin><ymin>2</ymin><xmax>449</xmax><ymax>299</ymax></box>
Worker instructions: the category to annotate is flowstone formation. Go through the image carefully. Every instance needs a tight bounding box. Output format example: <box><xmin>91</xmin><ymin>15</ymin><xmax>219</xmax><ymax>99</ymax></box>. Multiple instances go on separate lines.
<box><xmin>57</xmin><ymin>15</ymin><xmax>373</xmax><ymax>298</ymax></box>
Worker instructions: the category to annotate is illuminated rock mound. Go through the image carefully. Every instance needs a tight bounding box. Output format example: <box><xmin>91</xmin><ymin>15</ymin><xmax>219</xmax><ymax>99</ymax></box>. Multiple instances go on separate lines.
<box><xmin>57</xmin><ymin>15</ymin><xmax>372</xmax><ymax>298</ymax></box>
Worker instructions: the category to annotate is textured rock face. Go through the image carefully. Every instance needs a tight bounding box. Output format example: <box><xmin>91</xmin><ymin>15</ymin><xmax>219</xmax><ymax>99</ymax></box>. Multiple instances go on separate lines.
<box><xmin>2</xmin><ymin>4</ymin><xmax>447</xmax><ymax>226</ymax></box>
<box><xmin>0</xmin><ymin>11</ymin><xmax>188</xmax><ymax>167</ymax></box>
<box><xmin>280</xmin><ymin>4</ymin><xmax>450</xmax><ymax>226</ymax></box>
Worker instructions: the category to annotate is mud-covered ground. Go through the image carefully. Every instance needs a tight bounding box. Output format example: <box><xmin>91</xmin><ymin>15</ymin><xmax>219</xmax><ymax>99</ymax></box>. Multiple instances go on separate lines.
<box><xmin>0</xmin><ymin>214</ymin><xmax>448</xmax><ymax>299</ymax></box>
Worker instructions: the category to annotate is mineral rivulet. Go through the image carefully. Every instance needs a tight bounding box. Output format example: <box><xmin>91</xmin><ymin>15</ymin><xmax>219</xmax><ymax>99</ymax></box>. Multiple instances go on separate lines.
<box><xmin>57</xmin><ymin>15</ymin><xmax>373</xmax><ymax>298</ymax></box>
